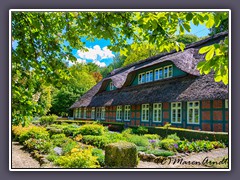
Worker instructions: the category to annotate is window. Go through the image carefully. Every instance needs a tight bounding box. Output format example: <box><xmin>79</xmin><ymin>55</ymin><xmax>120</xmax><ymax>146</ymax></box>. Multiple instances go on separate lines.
<box><xmin>155</xmin><ymin>68</ymin><xmax>163</xmax><ymax>80</ymax></box>
<box><xmin>116</xmin><ymin>106</ymin><xmax>122</xmax><ymax>121</ymax></box>
<box><xmin>91</xmin><ymin>107</ymin><xmax>95</xmax><ymax>119</ymax></box>
<box><xmin>101</xmin><ymin>107</ymin><xmax>105</xmax><ymax>120</ymax></box>
<box><xmin>83</xmin><ymin>108</ymin><xmax>87</xmax><ymax>119</ymax></box>
<box><xmin>78</xmin><ymin>108</ymin><xmax>81</xmax><ymax>118</ymax></box>
<box><xmin>109</xmin><ymin>82</ymin><xmax>114</xmax><ymax>90</ymax></box>
<box><xmin>187</xmin><ymin>101</ymin><xmax>200</xmax><ymax>124</ymax></box>
<box><xmin>164</xmin><ymin>65</ymin><xmax>173</xmax><ymax>78</ymax></box>
<box><xmin>225</xmin><ymin>99</ymin><xmax>228</xmax><ymax>109</ymax></box>
<box><xmin>146</xmin><ymin>71</ymin><xmax>153</xmax><ymax>82</ymax></box>
<box><xmin>138</xmin><ymin>73</ymin><xmax>145</xmax><ymax>84</ymax></box>
<box><xmin>124</xmin><ymin>105</ymin><xmax>131</xmax><ymax>121</ymax></box>
<box><xmin>74</xmin><ymin>109</ymin><xmax>78</xmax><ymax>118</ymax></box>
<box><xmin>142</xmin><ymin>104</ymin><xmax>149</xmax><ymax>121</ymax></box>
<box><xmin>153</xmin><ymin>103</ymin><xmax>162</xmax><ymax>122</ymax></box>
<box><xmin>96</xmin><ymin>107</ymin><xmax>101</xmax><ymax>119</ymax></box>
<box><xmin>171</xmin><ymin>102</ymin><xmax>182</xmax><ymax>123</ymax></box>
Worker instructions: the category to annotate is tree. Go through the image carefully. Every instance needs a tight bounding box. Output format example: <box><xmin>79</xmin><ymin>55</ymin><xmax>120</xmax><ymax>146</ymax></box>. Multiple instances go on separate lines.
<box><xmin>174</xmin><ymin>34</ymin><xmax>200</xmax><ymax>45</ymax></box>
<box><xmin>11</xmin><ymin>11</ymin><xmax>229</xmax><ymax>125</ymax></box>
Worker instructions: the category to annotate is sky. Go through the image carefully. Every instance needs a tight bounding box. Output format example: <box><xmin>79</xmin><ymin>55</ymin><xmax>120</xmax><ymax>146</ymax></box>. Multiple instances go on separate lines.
<box><xmin>72</xmin><ymin>23</ymin><xmax>210</xmax><ymax>67</ymax></box>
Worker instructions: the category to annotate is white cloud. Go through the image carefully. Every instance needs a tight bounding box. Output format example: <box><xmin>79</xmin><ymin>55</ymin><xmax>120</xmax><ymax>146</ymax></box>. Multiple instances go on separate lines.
<box><xmin>76</xmin><ymin>58</ymin><xmax>87</xmax><ymax>64</ymax></box>
<box><xmin>77</xmin><ymin>45</ymin><xmax>114</xmax><ymax>67</ymax></box>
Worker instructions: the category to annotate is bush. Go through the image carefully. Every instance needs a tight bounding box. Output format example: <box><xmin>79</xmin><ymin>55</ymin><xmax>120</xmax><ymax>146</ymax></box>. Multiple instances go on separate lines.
<box><xmin>145</xmin><ymin>149</ymin><xmax>175</xmax><ymax>157</ymax></box>
<box><xmin>74</xmin><ymin>124</ymin><xmax>105</xmax><ymax>136</ymax></box>
<box><xmin>46</xmin><ymin>127</ymin><xmax>63</xmax><ymax>136</ymax></box>
<box><xmin>125</xmin><ymin>134</ymin><xmax>150</xmax><ymax>147</ymax></box>
<box><xmin>19</xmin><ymin>126</ymin><xmax>49</xmax><ymax>143</ymax></box>
<box><xmin>12</xmin><ymin>125</ymin><xmax>35</xmax><ymax>141</ymax></box>
<box><xmin>133</xmin><ymin>126</ymin><xmax>148</xmax><ymax>135</ymax></box>
<box><xmin>105</xmin><ymin>142</ymin><xmax>138</xmax><ymax>168</ymax></box>
<box><xmin>82</xmin><ymin>135</ymin><xmax>110</xmax><ymax>149</ymax></box>
<box><xmin>167</xmin><ymin>133</ymin><xmax>180</xmax><ymax>141</ymax></box>
<box><xmin>92</xmin><ymin>148</ymin><xmax>105</xmax><ymax>167</ymax></box>
<box><xmin>136</xmin><ymin>146</ymin><xmax>148</xmax><ymax>152</ymax></box>
<box><xmin>39</xmin><ymin>115</ymin><xmax>58</xmax><ymax>125</ymax></box>
<box><xmin>63</xmin><ymin>124</ymin><xmax>79</xmax><ymax>136</ymax></box>
<box><xmin>144</xmin><ymin>134</ymin><xmax>161</xmax><ymax>140</ymax></box>
<box><xmin>54</xmin><ymin>148</ymin><xmax>100</xmax><ymax>168</ymax></box>
<box><xmin>158</xmin><ymin>138</ymin><xmax>177</xmax><ymax>151</ymax></box>
<box><xmin>23</xmin><ymin>138</ymin><xmax>52</xmax><ymax>154</ymax></box>
<box><xmin>61</xmin><ymin>139</ymin><xmax>78</xmax><ymax>154</ymax></box>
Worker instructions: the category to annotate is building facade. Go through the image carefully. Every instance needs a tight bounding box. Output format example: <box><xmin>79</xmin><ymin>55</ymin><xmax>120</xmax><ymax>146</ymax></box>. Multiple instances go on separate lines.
<box><xmin>70</xmin><ymin>32</ymin><xmax>229</xmax><ymax>132</ymax></box>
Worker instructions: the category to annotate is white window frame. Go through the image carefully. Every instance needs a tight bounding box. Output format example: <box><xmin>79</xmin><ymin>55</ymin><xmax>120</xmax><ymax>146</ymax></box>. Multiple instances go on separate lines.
<box><xmin>116</xmin><ymin>106</ymin><xmax>122</xmax><ymax>121</ymax></box>
<box><xmin>78</xmin><ymin>108</ymin><xmax>81</xmax><ymax>118</ymax></box>
<box><xmin>91</xmin><ymin>107</ymin><xmax>95</xmax><ymax>119</ymax></box>
<box><xmin>171</xmin><ymin>102</ymin><xmax>182</xmax><ymax>124</ymax></box>
<box><xmin>187</xmin><ymin>101</ymin><xmax>200</xmax><ymax>124</ymax></box>
<box><xmin>141</xmin><ymin>104</ymin><xmax>149</xmax><ymax>122</ymax></box>
<box><xmin>145</xmin><ymin>70</ymin><xmax>153</xmax><ymax>82</ymax></box>
<box><xmin>83</xmin><ymin>107</ymin><xmax>87</xmax><ymax>119</ymax></box>
<box><xmin>109</xmin><ymin>82</ymin><xmax>114</xmax><ymax>91</ymax></box>
<box><xmin>164</xmin><ymin>65</ymin><xmax>173</xmax><ymax>78</ymax></box>
<box><xmin>101</xmin><ymin>107</ymin><xmax>105</xmax><ymax>120</ymax></box>
<box><xmin>153</xmin><ymin>103</ymin><xmax>162</xmax><ymax>122</ymax></box>
<box><xmin>155</xmin><ymin>68</ymin><xmax>163</xmax><ymax>81</ymax></box>
<box><xmin>96</xmin><ymin>107</ymin><xmax>101</xmax><ymax>120</ymax></box>
<box><xmin>124</xmin><ymin>105</ymin><xmax>131</xmax><ymax>121</ymax></box>
<box><xmin>225</xmin><ymin>99</ymin><xmax>228</xmax><ymax>109</ymax></box>
<box><xmin>138</xmin><ymin>72</ymin><xmax>145</xmax><ymax>84</ymax></box>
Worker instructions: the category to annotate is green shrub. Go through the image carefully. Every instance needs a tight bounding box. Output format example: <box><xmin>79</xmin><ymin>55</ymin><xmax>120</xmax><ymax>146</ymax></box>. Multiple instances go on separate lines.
<box><xmin>39</xmin><ymin>115</ymin><xmax>58</xmax><ymax>125</ymax></box>
<box><xmin>158</xmin><ymin>138</ymin><xmax>177</xmax><ymax>151</ymax></box>
<box><xmin>61</xmin><ymin>139</ymin><xmax>78</xmax><ymax>154</ymax></box>
<box><xmin>63</xmin><ymin>124</ymin><xmax>79</xmax><ymax>136</ymax></box>
<box><xmin>105</xmin><ymin>132</ymin><xmax>126</xmax><ymax>142</ymax></box>
<box><xmin>46</xmin><ymin>127</ymin><xmax>63</xmax><ymax>136</ymax></box>
<box><xmin>105</xmin><ymin>142</ymin><xmax>138</xmax><ymax>168</ymax></box>
<box><xmin>133</xmin><ymin>126</ymin><xmax>148</xmax><ymax>135</ymax></box>
<box><xmin>145</xmin><ymin>149</ymin><xmax>175</xmax><ymax>157</ymax></box>
<box><xmin>136</xmin><ymin>146</ymin><xmax>148</xmax><ymax>152</ymax></box>
<box><xmin>167</xmin><ymin>133</ymin><xmax>180</xmax><ymax>141</ymax></box>
<box><xmin>23</xmin><ymin>138</ymin><xmax>52</xmax><ymax>154</ymax></box>
<box><xmin>12</xmin><ymin>125</ymin><xmax>35</xmax><ymax>141</ymax></box>
<box><xmin>92</xmin><ymin>148</ymin><xmax>105</xmax><ymax>167</ymax></box>
<box><xmin>19</xmin><ymin>126</ymin><xmax>49</xmax><ymax>143</ymax></box>
<box><xmin>126</xmin><ymin>134</ymin><xmax>150</xmax><ymax>147</ymax></box>
<box><xmin>143</xmin><ymin>134</ymin><xmax>161</xmax><ymax>140</ymax></box>
<box><xmin>74</xmin><ymin>124</ymin><xmax>105</xmax><ymax>136</ymax></box>
<box><xmin>82</xmin><ymin>135</ymin><xmax>110</xmax><ymax>149</ymax></box>
<box><xmin>54</xmin><ymin>148</ymin><xmax>100</xmax><ymax>168</ymax></box>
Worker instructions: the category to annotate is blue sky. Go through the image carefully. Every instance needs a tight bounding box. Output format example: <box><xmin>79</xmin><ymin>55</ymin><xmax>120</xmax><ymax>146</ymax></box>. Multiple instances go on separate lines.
<box><xmin>73</xmin><ymin>23</ymin><xmax>210</xmax><ymax>67</ymax></box>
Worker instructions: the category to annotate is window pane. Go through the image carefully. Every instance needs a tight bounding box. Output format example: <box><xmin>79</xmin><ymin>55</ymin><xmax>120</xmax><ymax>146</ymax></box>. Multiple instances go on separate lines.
<box><xmin>150</xmin><ymin>72</ymin><xmax>153</xmax><ymax>81</ymax></box>
<box><xmin>159</xmin><ymin>69</ymin><xmax>163</xmax><ymax>79</ymax></box>
<box><xmin>169</xmin><ymin>66</ymin><xmax>173</xmax><ymax>77</ymax></box>
<box><xmin>155</xmin><ymin>70</ymin><xmax>159</xmax><ymax>80</ymax></box>
<box><xmin>194</xmin><ymin>109</ymin><xmax>199</xmax><ymax>123</ymax></box>
<box><xmin>189</xmin><ymin>109</ymin><xmax>193</xmax><ymax>122</ymax></box>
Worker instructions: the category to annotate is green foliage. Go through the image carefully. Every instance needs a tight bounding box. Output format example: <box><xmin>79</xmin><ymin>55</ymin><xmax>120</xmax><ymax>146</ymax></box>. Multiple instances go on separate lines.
<box><xmin>166</xmin><ymin>133</ymin><xmax>181</xmax><ymax>141</ymax></box>
<box><xmin>133</xmin><ymin>126</ymin><xmax>148</xmax><ymax>135</ymax></box>
<box><xmin>124</xmin><ymin>134</ymin><xmax>150</xmax><ymax>147</ymax></box>
<box><xmin>143</xmin><ymin>134</ymin><xmax>161</xmax><ymax>140</ymax></box>
<box><xmin>82</xmin><ymin>135</ymin><xmax>110</xmax><ymax>149</ymax></box>
<box><xmin>39</xmin><ymin>114</ymin><xmax>58</xmax><ymax>125</ymax></box>
<box><xmin>74</xmin><ymin>124</ymin><xmax>105</xmax><ymax>136</ymax></box>
<box><xmin>145</xmin><ymin>149</ymin><xmax>175</xmax><ymax>157</ymax></box>
<box><xmin>54</xmin><ymin>148</ymin><xmax>100</xmax><ymax>168</ymax></box>
<box><xmin>136</xmin><ymin>146</ymin><xmax>148</xmax><ymax>152</ymax></box>
<box><xmin>174</xmin><ymin>34</ymin><xmax>199</xmax><ymax>45</ymax></box>
<box><xmin>61</xmin><ymin>139</ymin><xmax>78</xmax><ymax>154</ymax></box>
<box><xmin>23</xmin><ymin>138</ymin><xmax>53</xmax><ymax>154</ymax></box>
<box><xmin>105</xmin><ymin>142</ymin><xmax>138</xmax><ymax>168</ymax></box>
<box><xmin>19</xmin><ymin>126</ymin><xmax>49</xmax><ymax>143</ymax></box>
<box><xmin>197</xmin><ymin>37</ymin><xmax>229</xmax><ymax>85</ymax></box>
<box><xmin>92</xmin><ymin>148</ymin><xmax>105</xmax><ymax>167</ymax></box>
<box><xmin>158</xmin><ymin>138</ymin><xmax>177</xmax><ymax>151</ymax></box>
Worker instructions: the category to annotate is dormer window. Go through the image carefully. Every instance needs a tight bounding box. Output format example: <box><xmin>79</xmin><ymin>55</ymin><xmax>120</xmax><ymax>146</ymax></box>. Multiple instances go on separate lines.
<box><xmin>164</xmin><ymin>65</ymin><xmax>173</xmax><ymax>78</ymax></box>
<box><xmin>138</xmin><ymin>73</ymin><xmax>145</xmax><ymax>84</ymax></box>
<box><xmin>109</xmin><ymin>82</ymin><xmax>114</xmax><ymax>90</ymax></box>
<box><xmin>146</xmin><ymin>71</ymin><xmax>153</xmax><ymax>82</ymax></box>
<box><xmin>155</xmin><ymin>68</ymin><xmax>163</xmax><ymax>80</ymax></box>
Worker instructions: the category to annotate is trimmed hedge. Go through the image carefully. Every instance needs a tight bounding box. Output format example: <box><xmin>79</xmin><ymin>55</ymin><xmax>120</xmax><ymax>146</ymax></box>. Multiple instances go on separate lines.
<box><xmin>129</xmin><ymin>126</ymin><xmax>229</xmax><ymax>145</ymax></box>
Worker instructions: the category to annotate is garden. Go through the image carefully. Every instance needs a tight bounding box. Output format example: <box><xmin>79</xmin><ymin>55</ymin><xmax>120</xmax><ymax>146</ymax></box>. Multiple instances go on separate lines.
<box><xmin>12</xmin><ymin>115</ymin><xmax>227</xmax><ymax>168</ymax></box>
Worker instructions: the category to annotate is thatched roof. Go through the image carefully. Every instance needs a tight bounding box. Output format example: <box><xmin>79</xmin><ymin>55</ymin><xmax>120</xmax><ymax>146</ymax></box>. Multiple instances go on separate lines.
<box><xmin>70</xmin><ymin>31</ymin><xmax>229</xmax><ymax>109</ymax></box>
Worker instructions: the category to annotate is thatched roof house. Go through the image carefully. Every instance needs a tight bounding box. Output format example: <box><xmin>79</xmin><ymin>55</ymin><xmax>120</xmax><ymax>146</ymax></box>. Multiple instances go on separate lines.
<box><xmin>70</xmin><ymin>31</ymin><xmax>229</xmax><ymax>132</ymax></box>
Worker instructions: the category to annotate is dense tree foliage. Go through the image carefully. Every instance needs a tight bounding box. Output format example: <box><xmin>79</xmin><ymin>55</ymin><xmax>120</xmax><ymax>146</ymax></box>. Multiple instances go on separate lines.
<box><xmin>11</xmin><ymin>11</ymin><xmax>229</xmax><ymax>125</ymax></box>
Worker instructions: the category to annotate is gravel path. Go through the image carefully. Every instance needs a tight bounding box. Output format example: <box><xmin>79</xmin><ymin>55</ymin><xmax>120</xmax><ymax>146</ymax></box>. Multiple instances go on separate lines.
<box><xmin>137</xmin><ymin>148</ymin><xmax>228</xmax><ymax>168</ymax></box>
<box><xmin>12</xmin><ymin>142</ymin><xmax>41</xmax><ymax>168</ymax></box>
<box><xmin>12</xmin><ymin>142</ymin><xmax>228</xmax><ymax>169</ymax></box>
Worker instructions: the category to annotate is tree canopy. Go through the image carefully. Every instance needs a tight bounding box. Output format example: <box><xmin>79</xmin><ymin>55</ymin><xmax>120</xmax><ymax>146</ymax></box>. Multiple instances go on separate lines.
<box><xmin>11</xmin><ymin>11</ymin><xmax>229</xmax><ymax>125</ymax></box>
